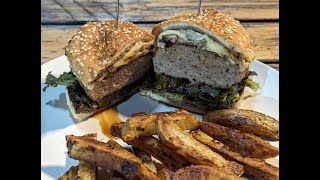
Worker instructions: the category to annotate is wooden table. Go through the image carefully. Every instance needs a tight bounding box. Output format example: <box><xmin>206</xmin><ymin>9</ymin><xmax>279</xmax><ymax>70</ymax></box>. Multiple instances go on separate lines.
<box><xmin>41</xmin><ymin>0</ymin><xmax>279</xmax><ymax>71</ymax></box>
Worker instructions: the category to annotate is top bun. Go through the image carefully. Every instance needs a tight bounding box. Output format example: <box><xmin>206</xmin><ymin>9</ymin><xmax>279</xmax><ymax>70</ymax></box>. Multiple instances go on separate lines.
<box><xmin>152</xmin><ymin>8</ymin><xmax>254</xmax><ymax>62</ymax></box>
<box><xmin>66</xmin><ymin>20</ymin><xmax>154</xmax><ymax>90</ymax></box>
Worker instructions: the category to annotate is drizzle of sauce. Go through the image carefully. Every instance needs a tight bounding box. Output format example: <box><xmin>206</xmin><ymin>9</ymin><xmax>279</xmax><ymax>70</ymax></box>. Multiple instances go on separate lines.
<box><xmin>93</xmin><ymin>108</ymin><xmax>122</xmax><ymax>139</ymax></box>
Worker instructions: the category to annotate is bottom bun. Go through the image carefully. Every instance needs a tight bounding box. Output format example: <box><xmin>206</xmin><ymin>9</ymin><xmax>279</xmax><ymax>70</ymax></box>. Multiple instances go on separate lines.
<box><xmin>140</xmin><ymin>90</ymin><xmax>244</xmax><ymax>115</ymax></box>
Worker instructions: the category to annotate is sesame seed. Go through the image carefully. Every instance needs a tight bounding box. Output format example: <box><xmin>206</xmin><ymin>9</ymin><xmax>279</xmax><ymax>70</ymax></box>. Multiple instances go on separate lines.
<box><xmin>93</xmin><ymin>70</ymin><xmax>97</xmax><ymax>77</ymax></box>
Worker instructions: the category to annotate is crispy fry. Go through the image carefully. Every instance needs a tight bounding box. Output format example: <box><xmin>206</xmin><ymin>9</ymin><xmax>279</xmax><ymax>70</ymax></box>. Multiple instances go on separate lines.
<box><xmin>58</xmin><ymin>166</ymin><xmax>78</xmax><ymax>180</ymax></box>
<box><xmin>155</xmin><ymin>115</ymin><xmax>244</xmax><ymax>176</ymax></box>
<box><xmin>191</xmin><ymin>130</ymin><xmax>279</xmax><ymax>180</ymax></box>
<box><xmin>198</xmin><ymin>122</ymin><xmax>279</xmax><ymax>159</ymax></box>
<box><xmin>121</xmin><ymin>109</ymin><xmax>200</xmax><ymax>141</ymax></box>
<box><xmin>82</xmin><ymin>133</ymin><xmax>97</xmax><ymax>139</ymax></box>
<box><xmin>58</xmin><ymin>161</ymin><xmax>96</xmax><ymax>180</ymax></box>
<box><xmin>110</xmin><ymin>122</ymin><xmax>124</xmax><ymax>138</ymax></box>
<box><xmin>111</xmin><ymin>122</ymin><xmax>190</xmax><ymax>171</ymax></box>
<box><xmin>175</xmin><ymin>165</ymin><xmax>241</xmax><ymax>180</ymax></box>
<box><xmin>204</xmin><ymin>109</ymin><xmax>279</xmax><ymax>140</ymax></box>
<box><xmin>77</xmin><ymin>161</ymin><xmax>97</xmax><ymax>180</ymax></box>
<box><xmin>157</xmin><ymin>168</ymin><xmax>175</xmax><ymax>180</ymax></box>
<box><xmin>132</xmin><ymin>147</ymin><xmax>157</xmax><ymax>174</ymax></box>
<box><xmin>66</xmin><ymin>134</ymin><xmax>159</xmax><ymax>180</ymax></box>
<box><xmin>97</xmin><ymin>170</ymin><xmax>128</xmax><ymax>180</ymax></box>
<box><xmin>105</xmin><ymin>139</ymin><xmax>123</xmax><ymax>148</ymax></box>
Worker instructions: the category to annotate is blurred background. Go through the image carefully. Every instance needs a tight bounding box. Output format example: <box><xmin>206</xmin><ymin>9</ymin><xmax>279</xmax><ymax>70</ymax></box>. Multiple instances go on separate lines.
<box><xmin>41</xmin><ymin>0</ymin><xmax>278</xmax><ymax>71</ymax></box>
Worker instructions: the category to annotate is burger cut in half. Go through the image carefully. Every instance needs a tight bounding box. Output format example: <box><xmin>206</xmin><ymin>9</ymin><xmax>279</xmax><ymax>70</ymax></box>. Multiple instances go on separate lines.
<box><xmin>43</xmin><ymin>20</ymin><xmax>155</xmax><ymax>121</ymax></box>
<box><xmin>141</xmin><ymin>8</ymin><xmax>259</xmax><ymax>114</ymax></box>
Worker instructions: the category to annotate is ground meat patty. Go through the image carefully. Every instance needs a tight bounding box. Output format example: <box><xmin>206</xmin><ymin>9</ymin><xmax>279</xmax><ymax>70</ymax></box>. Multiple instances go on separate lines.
<box><xmin>153</xmin><ymin>44</ymin><xmax>246</xmax><ymax>89</ymax></box>
<box><xmin>84</xmin><ymin>54</ymin><xmax>153</xmax><ymax>101</ymax></box>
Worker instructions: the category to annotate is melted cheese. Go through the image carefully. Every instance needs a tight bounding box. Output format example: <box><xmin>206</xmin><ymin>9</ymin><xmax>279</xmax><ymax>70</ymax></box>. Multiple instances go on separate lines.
<box><xmin>113</xmin><ymin>40</ymin><xmax>154</xmax><ymax>68</ymax></box>
<box><xmin>157</xmin><ymin>29</ymin><xmax>248</xmax><ymax>71</ymax></box>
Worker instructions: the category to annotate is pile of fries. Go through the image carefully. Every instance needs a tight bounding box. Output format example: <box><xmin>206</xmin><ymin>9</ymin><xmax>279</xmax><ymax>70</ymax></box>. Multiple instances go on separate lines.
<box><xmin>60</xmin><ymin>109</ymin><xmax>279</xmax><ymax>180</ymax></box>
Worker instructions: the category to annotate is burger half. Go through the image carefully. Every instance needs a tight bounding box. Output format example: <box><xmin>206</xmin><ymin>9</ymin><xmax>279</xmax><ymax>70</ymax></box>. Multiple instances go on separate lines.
<box><xmin>43</xmin><ymin>20</ymin><xmax>155</xmax><ymax>121</ymax></box>
<box><xmin>141</xmin><ymin>8</ymin><xmax>259</xmax><ymax>114</ymax></box>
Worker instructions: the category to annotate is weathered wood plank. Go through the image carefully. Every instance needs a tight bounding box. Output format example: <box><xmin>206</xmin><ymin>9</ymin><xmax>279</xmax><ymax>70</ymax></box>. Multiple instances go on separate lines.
<box><xmin>41</xmin><ymin>22</ymin><xmax>278</xmax><ymax>65</ymax></box>
<box><xmin>41</xmin><ymin>0</ymin><xmax>279</xmax><ymax>24</ymax></box>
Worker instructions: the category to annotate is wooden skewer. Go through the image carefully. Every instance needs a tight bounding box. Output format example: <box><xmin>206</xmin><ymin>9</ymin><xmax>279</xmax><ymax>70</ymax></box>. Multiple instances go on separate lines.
<box><xmin>197</xmin><ymin>0</ymin><xmax>202</xmax><ymax>15</ymax></box>
<box><xmin>115</xmin><ymin>0</ymin><xmax>119</xmax><ymax>29</ymax></box>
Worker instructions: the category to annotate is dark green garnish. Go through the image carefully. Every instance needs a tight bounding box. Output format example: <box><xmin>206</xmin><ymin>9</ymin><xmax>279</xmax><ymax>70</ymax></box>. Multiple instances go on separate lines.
<box><xmin>246</xmin><ymin>77</ymin><xmax>260</xmax><ymax>92</ymax></box>
<box><xmin>43</xmin><ymin>71</ymin><xmax>77</xmax><ymax>92</ymax></box>
<box><xmin>143</xmin><ymin>74</ymin><xmax>247</xmax><ymax>110</ymax></box>
<box><xmin>43</xmin><ymin>71</ymin><xmax>99</xmax><ymax>113</ymax></box>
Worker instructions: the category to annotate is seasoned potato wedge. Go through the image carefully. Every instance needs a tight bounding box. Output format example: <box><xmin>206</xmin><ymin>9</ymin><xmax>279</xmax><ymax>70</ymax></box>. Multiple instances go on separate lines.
<box><xmin>121</xmin><ymin>109</ymin><xmax>200</xmax><ymax>141</ymax></box>
<box><xmin>132</xmin><ymin>147</ymin><xmax>157</xmax><ymax>174</ymax></box>
<box><xmin>58</xmin><ymin>161</ymin><xmax>96</xmax><ymax>180</ymax></box>
<box><xmin>77</xmin><ymin>161</ymin><xmax>97</xmax><ymax>180</ymax></box>
<box><xmin>174</xmin><ymin>165</ymin><xmax>241</xmax><ymax>180</ymax></box>
<box><xmin>155</xmin><ymin>115</ymin><xmax>244</xmax><ymax>176</ymax></box>
<box><xmin>157</xmin><ymin>168</ymin><xmax>175</xmax><ymax>180</ymax></box>
<box><xmin>199</xmin><ymin>122</ymin><xmax>279</xmax><ymax>159</ymax></box>
<box><xmin>58</xmin><ymin>166</ymin><xmax>78</xmax><ymax>180</ymax></box>
<box><xmin>191</xmin><ymin>130</ymin><xmax>279</xmax><ymax>180</ymax></box>
<box><xmin>111</xmin><ymin>122</ymin><xmax>190</xmax><ymax>171</ymax></box>
<box><xmin>65</xmin><ymin>134</ymin><xmax>159</xmax><ymax>180</ymax></box>
<box><xmin>204</xmin><ymin>109</ymin><xmax>279</xmax><ymax>140</ymax></box>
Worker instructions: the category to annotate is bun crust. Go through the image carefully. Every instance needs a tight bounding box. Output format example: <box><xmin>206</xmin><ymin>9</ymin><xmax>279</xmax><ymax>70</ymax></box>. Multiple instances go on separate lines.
<box><xmin>152</xmin><ymin>8</ymin><xmax>254</xmax><ymax>62</ymax></box>
<box><xmin>66</xmin><ymin>20</ymin><xmax>154</xmax><ymax>90</ymax></box>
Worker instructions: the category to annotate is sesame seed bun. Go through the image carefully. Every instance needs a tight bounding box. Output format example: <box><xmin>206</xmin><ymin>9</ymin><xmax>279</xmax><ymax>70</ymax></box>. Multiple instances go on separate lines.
<box><xmin>65</xmin><ymin>20</ymin><xmax>155</xmax><ymax>91</ymax></box>
<box><xmin>152</xmin><ymin>8</ymin><xmax>254</xmax><ymax>62</ymax></box>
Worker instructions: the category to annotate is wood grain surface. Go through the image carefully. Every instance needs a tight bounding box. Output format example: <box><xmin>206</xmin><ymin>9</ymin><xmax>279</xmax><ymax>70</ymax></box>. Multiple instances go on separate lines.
<box><xmin>42</xmin><ymin>0</ymin><xmax>279</xmax><ymax>24</ymax></box>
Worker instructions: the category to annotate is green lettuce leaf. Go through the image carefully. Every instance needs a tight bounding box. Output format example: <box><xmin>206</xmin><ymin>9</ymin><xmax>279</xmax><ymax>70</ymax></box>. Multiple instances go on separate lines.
<box><xmin>246</xmin><ymin>77</ymin><xmax>260</xmax><ymax>92</ymax></box>
<box><xmin>43</xmin><ymin>71</ymin><xmax>77</xmax><ymax>92</ymax></box>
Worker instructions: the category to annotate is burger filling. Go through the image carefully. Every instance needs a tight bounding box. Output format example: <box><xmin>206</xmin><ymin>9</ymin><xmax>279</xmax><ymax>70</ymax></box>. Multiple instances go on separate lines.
<box><xmin>43</xmin><ymin>70</ymin><xmax>149</xmax><ymax>114</ymax></box>
<box><xmin>157</xmin><ymin>29</ymin><xmax>250</xmax><ymax>72</ymax></box>
<box><xmin>142</xmin><ymin>73</ymin><xmax>251</xmax><ymax>110</ymax></box>
<box><xmin>43</xmin><ymin>72</ymin><xmax>99</xmax><ymax>113</ymax></box>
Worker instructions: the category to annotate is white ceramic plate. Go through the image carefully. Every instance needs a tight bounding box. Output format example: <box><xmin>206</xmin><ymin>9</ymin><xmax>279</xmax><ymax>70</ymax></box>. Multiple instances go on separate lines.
<box><xmin>41</xmin><ymin>56</ymin><xmax>279</xmax><ymax>180</ymax></box>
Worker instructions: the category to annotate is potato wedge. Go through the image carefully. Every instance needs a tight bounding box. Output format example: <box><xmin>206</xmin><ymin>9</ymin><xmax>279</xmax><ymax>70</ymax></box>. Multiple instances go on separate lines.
<box><xmin>157</xmin><ymin>165</ymin><xmax>240</xmax><ymax>180</ymax></box>
<box><xmin>66</xmin><ymin>134</ymin><xmax>159</xmax><ymax>180</ymax></box>
<box><xmin>191</xmin><ymin>130</ymin><xmax>279</xmax><ymax>180</ymax></box>
<box><xmin>132</xmin><ymin>147</ymin><xmax>157</xmax><ymax>174</ymax></box>
<box><xmin>199</xmin><ymin>122</ymin><xmax>279</xmax><ymax>159</ymax></box>
<box><xmin>175</xmin><ymin>165</ymin><xmax>241</xmax><ymax>180</ymax></box>
<box><xmin>58</xmin><ymin>166</ymin><xmax>78</xmax><ymax>180</ymax></box>
<box><xmin>77</xmin><ymin>161</ymin><xmax>97</xmax><ymax>180</ymax></box>
<box><xmin>111</xmin><ymin>122</ymin><xmax>190</xmax><ymax>171</ymax></box>
<box><xmin>204</xmin><ymin>109</ymin><xmax>279</xmax><ymax>140</ymax></box>
<box><xmin>155</xmin><ymin>115</ymin><xmax>244</xmax><ymax>176</ymax></box>
<box><xmin>82</xmin><ymin>133</ymin><xmax>97</xmax><ymax>139</ymax></box>
<box><xmin>121</xmin><ymin>109</ymin><xmax>200</xmax><ymax>141</ymax></box>
<box><xmin>58</xmin><ymin>161</ymin><xmax>96</xmax><ymax>180</ymax></box>
<box><xmin>105</xmin><ymin>139</ymin><xmax>123</xmax><ymax>148</ymax></box>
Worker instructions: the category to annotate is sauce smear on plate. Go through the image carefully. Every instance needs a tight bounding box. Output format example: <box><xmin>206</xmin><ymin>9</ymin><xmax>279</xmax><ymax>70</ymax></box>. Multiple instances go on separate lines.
<box><xmin>93</xmin><ymin>108</ymin><xmax>122</xmax><ymax>139</ymax></box>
